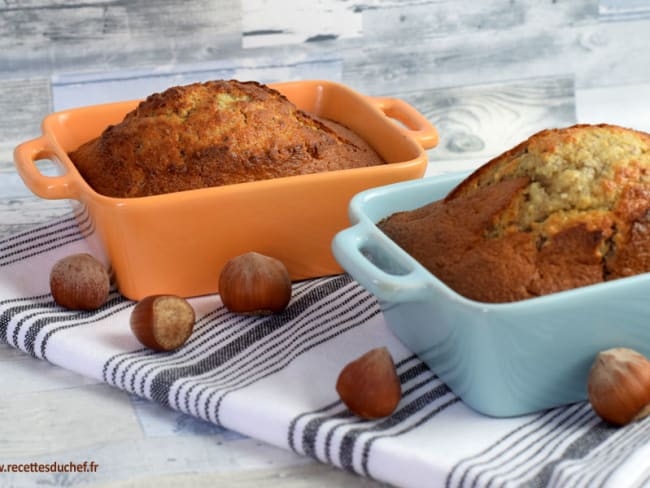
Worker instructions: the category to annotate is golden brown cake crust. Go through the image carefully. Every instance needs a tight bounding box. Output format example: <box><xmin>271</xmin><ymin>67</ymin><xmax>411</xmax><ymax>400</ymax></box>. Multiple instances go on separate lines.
<box><xmin>69</xmin><ymin>80</ymin><xmax>385</xmax><ymax>198</ymax></box>
<box><xmin>379</xmin><ymin>124</ymin><xmax>650</xmax><ymax>303</ymax></box>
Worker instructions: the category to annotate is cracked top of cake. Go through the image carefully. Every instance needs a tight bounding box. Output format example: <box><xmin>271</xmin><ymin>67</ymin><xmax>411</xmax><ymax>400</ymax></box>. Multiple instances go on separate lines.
<box><xmin>379</xmin><ymin>124</ymin><xmax>650</xmax><ymax>303</ymax></box>
<box><xmin>69</xmin><ymin>80</ymin><xmax>385</xmax><ymax>198</ymax></box>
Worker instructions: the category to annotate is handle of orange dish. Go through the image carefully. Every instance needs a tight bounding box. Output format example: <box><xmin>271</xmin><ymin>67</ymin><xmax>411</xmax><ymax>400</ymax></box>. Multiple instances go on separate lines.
<box><xmin>369</xmin><ymin>97</ymin><xmax>439</xmax><ymax>150</ymax></box>
<box><xmin>13</xmin><ymin>136</ymin><xmax>80</xmax><ymax>200</ymax></box>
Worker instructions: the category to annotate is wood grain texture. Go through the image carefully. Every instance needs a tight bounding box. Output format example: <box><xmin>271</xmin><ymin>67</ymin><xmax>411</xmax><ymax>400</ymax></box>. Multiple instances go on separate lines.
<box><xmin>3</xmin><ymin>1</ymin><xmax>650</xmax><ymax>95</ymax></box>
<box><xmin>0</xmin><ymin>77</ymin><xmax>73</xmax><ymax>234</ymax></box>
<box><xmin>0</xmin><ymin>78</ymin><xmax>51</xmax><ymax>144</ymax></box>
<box><xmin>242</xmin><ymin>0</ymin><xmax>363</xmax><ymax>49</ymax></box>
<box><xmin>51</xmin><ymin>56</ymin><xmax>343</xmax><ymax>110</ymax></box>
<box><xmin>0</xmin><ymin>383</ymin><xmax>142</xmax><ymax>458</ymax></box>
<box><xmin>88</xmin><ymin>463</ymin><xmax>389</xmax><ymax>487</ymax></box>
<box><xmin>0</xmin><ymin>435</ymin><xmax>318</xmax><ymax>486</ymax></box>
<box><xmin>0</xmin><ymin>349</ymin><xmax>100</xmax><ymax>395</ymax></box>
<box><xmin>0</xmin><ymin>341</ymin><xmax>30</xmax><ymax>361</ymax></box>
<box><xmin>600</xmin><ymin>0</ymin><xmax>650</xmax><ymax>20</ymax></box>
<box><xmin>0</xmin><ymin>0</ymin><xmax>241</xmax><ymax>77</ymax></box>
<box><xmin>0</xmin><ymin>198</ymin><xmax>72</xmax><ymax>236</ymax></box>
<box><xmin>576</xmin><ymin>82</ymin><xmax>650</xmax><ymax>133</ymax></box>
<box><xmin>402</xmin><ymin>77</ymin><xmax>576</xmax><ymax>165</ymax></box>
<box><xmin>363</xmin><ymin>0</ymin><xmax>598</xmax><ymax>40</ymax></box>
<box><xmin>345</xmin><ymin>16</ymin><xmax>650</xmax><ymax>94</ymax></box>
<box><xmin>1</xmin><ymin>2</ymin><xmax>650</xmax><ymax>487</ymax></box>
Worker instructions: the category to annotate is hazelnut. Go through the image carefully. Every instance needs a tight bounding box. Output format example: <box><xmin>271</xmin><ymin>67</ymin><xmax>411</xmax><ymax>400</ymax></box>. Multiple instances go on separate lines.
<box><xmin>218</xmin><ymin>252</ymin><xmax>292</xmax><ymax>315</ymax></box>
<box><xmin>49</xmin><ymin>253</ymin><xmax>110</xmax><ymax>310</ymax></box>
<box><xmin>130</xmin><ymin>295</ymin><xmax>195</xmax><ymax>352</ymax></box>
<box><xmin>587</xmin><ymin>347</ymin><xmax>650</xmax><ymax>426</ymax></box>
<box><xmin>336</xmin><ymin>347</ymin><xmax>402</xmax><ymax>419</ymax></box>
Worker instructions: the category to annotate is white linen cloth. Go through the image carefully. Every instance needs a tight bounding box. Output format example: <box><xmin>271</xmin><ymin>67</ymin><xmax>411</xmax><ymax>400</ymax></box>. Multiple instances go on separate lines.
<box><xmin>1</xmin><ymin>212</ymin><xmax>649</xmax><ymax>488</ymax></box>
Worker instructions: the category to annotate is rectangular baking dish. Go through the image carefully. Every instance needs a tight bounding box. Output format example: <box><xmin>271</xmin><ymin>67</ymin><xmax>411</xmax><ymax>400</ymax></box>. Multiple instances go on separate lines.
<box><xmin>332</xmin><ymin>173</ymin><xmax>650</xmax><ymax>417</ymax></box>
<box><xmin>14</xmin><ymin>80</ymin><xmax>438</xmax><ymax>300</ymax></box>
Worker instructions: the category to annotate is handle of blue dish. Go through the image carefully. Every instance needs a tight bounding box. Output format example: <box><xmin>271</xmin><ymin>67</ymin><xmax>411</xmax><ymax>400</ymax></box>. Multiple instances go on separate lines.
<box><xmin>369</xmin><ymin>96</ymin><xmax>439</xmax><ymax>150</ymax></box>
<box><xmin>332</xmin><ymin>224</ymin><xmax>432</xmax><ymax>303</ymax></box>
<box><xmin>13</xmin><ymin>136</ymin><xmax>79</xmax><ymax>200</ymax></box>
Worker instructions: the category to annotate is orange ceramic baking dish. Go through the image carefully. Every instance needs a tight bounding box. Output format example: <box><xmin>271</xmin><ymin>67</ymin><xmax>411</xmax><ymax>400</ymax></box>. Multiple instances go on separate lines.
<box><xmin>14</xmin><ymin>80</ymin><xmax>438</xmax><ymax>300</ymax></box>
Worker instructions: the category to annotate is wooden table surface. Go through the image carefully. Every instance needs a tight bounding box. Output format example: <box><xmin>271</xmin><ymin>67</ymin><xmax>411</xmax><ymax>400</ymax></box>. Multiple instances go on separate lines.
<box><xmin>1</xmin><ymin>1</ymin><xmax>650</xmax><ymax>486</ymax></box>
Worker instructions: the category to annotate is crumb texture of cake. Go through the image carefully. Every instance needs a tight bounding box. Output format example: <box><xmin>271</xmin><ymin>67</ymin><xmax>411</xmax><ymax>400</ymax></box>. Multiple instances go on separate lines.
<box><xmin>69</xmin><ymin>80</ymin><xmax>385</xmax><ymax>198</ymax></box>
<box><xmin>378</xmin><ymin>124</ymin><xmax>650</xmax><ymax>303</ymax></box>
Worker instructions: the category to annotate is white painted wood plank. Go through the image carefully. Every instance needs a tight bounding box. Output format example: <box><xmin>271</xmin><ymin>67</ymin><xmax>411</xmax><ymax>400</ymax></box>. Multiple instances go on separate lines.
<box><xmin>0</xmin><ymin>383</ymin><xmax>142</xmax><ymax>458</ymax></box>
<box><xmin>0</xmin><ymin>350</ymin><xmax>100</xmax><ymax>394</ymax></box>
<box><xmin>424</xmin><ymin>158</ymin><xmax>481</xmax><ymax>177</ymax></box>
<box><xmin>0</xmin><ymin>164</ymin><xmax>73</xmax><ymax>233</ymax></box>
<box><xmin>242</xmin><ymin>0</ymin><xmax>362</xmax><ymax>48</ymax></box>
<box><xmin>0</xmin><ymin>0</ymin><xmax>241</xmax><ymax>77</ymax></box>
<box><xmin>0</xmin><ymin>435</ymin><xmax>360</xmax><ymax>488</ymax></box>
<box><xmin>0</xmin><ymin>76</ymin><xmax>73</xmax><ymax>234</ymax></box>
<box><xmin>400</xmin><ymin>77</ymin><xmax>576</xmax><ymax>167</ymax></box>
<box><xmin>0</xmin><ymin>186</ymin><xmax>74</xmax><ymax>235</ymax></box>
<box><xmin>51</xmin><ymin>56</ymin><xmax>343</xmax><ymax>110</ymax></box>
<box><xmin>363</xmin><ymin>0</ymin><xmax>598</xmax><ymax>40</ymax></box>
<box><xmin>87</xmin><ymin>463</ymin><xmax>387</xmax><ymax>488</ymax></box>
<box><xmin>344</xmin><ymin>18</ymin><xmax>650</xmax><ymax>94</ymax></box>
<box><xmin>0</xmin><ymin>78</ymin><xmax>51</xmax><ymax>144</ymax></box>
<box><xmin>576</xmin><ymin>82</ymin><xmax>650</xmax><ymax>132</ymax></box>
<box><xmin>600</xmin><ymin>0</ymin><xmax>650</xmax><ymax>19</ymax></box>
<box><xmin>0</xmin><ymin>4</ymin><xmax>649</xmax><ymax>488</ymax></box>
<box><xmin>0</xmin><ymin>341</ymin><xmax>30</xmax><ymax>361</ymax></box>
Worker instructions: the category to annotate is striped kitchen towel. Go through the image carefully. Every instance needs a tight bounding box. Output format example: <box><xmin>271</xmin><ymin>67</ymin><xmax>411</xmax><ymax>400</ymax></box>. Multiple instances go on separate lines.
<box><xmin>2</xmin><ymin>211</ymin><xmax>650</xmax><ymax>488</ymax></box>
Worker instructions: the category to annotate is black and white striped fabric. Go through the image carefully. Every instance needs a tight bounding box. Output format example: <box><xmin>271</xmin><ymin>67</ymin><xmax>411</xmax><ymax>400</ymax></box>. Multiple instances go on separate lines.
<box><xmin>2</xmin><ymin>213</ymin><xmax>650</xmax><ymax>488</ymax></box>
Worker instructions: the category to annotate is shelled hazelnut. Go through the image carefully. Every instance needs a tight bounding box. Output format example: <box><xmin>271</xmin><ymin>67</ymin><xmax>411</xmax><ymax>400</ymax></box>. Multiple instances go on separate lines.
<box><xmin>130</xmin><ymin>295</ymin><xmax>195</xmax><ymax>352</ymax></box>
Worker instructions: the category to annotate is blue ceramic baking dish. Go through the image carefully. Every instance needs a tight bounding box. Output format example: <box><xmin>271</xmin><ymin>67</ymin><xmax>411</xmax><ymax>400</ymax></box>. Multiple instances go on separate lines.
<box><xmin>332</xmin><ymin>172</ymin><xmax>650</xmax><ymax>418</ymax></box>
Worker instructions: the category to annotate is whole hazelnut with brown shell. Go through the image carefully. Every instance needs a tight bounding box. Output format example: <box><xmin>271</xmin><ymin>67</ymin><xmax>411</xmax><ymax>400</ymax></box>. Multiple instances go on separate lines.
<box><xmin>336</xmin><ymin>347</ymin><xmax>402</xmax><ymax>419</ymax></box>
<box><xmin>218</xmin><ymin>252</ymin><xmax>292</xmax><ymax>315</ymax></box>
<box><xmin>49</xmin><ymin>253</ymin><xmax>110</xmax><ymax>310</ymax></box>
<box><xmin>587</xmin><ymin>347</ymin><xmax>650</xmax><ymax>426</ymax></box>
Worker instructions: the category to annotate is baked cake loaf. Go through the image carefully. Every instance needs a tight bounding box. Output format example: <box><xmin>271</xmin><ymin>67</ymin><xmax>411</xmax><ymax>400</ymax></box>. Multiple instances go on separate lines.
<box><xmin>378</xmin><ymin>124</ymin><xmax>650</xmax><ymax>303</ymax></box>
<box><xmin>69</xmin><ymin>80</ymin><xmax>385</xmax><ymax>198</ymax></box>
